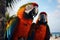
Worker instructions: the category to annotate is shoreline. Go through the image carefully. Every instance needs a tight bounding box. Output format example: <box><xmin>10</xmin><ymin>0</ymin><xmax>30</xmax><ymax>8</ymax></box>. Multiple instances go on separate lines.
<box><xmin>50</xmin><ymin>37</ymin><xmax>60</xmax><ymax>40</ymax></box>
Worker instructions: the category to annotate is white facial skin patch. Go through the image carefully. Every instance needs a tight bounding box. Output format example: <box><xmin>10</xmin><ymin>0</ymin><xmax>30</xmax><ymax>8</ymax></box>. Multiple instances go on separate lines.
<box><xmin>25</xmin><ymin>5</ymin><xmax>38</xmax><ymax>15</ymax></box>
<box><xmin>25</xmin><ymin>4</ymin><xmax>34</xmax><ymax>14</ymax></box>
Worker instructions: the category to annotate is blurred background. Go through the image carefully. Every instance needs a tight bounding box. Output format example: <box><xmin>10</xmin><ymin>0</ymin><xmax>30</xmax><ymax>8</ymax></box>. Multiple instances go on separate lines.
<box><xmin>0</xmin><ymin>0</ymin><xmax>60</xmax><ymax>40</ymax></box>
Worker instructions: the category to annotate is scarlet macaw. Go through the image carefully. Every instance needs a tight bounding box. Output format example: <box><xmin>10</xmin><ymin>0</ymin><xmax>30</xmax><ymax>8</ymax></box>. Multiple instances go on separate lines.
<box><xmin>28</xmin><ymin>12</ymin><xmax>50</xmax><ymax>40</ymax></box>
<box><xmin>5</xmin><ymin>2</ymin><xmax>38</xmax><ymax>40</ymax></box>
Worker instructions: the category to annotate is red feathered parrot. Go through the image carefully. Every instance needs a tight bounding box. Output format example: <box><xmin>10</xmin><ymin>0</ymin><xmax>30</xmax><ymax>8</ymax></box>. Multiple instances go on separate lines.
<box><xmin>12</xmin><ymin>2</ymin><xmax>38</xmax><ymax>40</ymax></box>
<box><xmin>5</xmin><ymin>2</ymin><xmax>38</xmax><ymax>40</ymax></box>
<box><xmin>27</xmin><ymin>12</ymin><xmax>50</xmax><ymax>40</ymax></box>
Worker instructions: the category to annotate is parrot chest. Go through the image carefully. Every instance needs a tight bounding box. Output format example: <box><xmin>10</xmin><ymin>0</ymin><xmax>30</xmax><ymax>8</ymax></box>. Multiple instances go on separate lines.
<box><xmin>12</xmin><ymin>18</ymin><xmax>32</xmax><ymax>40</ymax></box>
<box><xmin>34</xmin><ymin>24</ymin><xmax>46</xmax><ymax>40</ymax></box>
<box><xmin>17</xmin><ymin>19</ymin><xmax>32</xmax><ymax>37</ymax></box>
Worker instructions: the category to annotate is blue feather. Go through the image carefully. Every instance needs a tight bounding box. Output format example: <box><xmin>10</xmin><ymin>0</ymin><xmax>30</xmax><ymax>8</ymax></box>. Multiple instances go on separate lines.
<box><xmin>5</xmin><ymin>17</ymin><xmax>18</xmax><ymax>40</ymax></box>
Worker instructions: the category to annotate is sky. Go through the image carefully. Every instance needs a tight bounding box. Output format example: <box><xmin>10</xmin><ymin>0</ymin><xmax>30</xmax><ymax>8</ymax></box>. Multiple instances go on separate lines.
<box><xmin>7</xmin><ymin>0</ymin><xmax>60</xmax><ymax>33</ymax></box>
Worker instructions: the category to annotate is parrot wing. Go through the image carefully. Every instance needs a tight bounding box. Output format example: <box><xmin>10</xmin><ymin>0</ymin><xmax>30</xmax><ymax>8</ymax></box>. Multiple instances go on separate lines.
<box><xmin>5</xmin><ymin>16</ymin><xmax>19</xmax><ymax>39</ymax></box>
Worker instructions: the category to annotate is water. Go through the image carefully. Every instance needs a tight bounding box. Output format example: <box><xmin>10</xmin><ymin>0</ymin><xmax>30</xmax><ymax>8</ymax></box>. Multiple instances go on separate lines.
<box><xmin>52</xmin><ymin>32</ymin><xmax>60</xmax><ymax>37</ymax></box>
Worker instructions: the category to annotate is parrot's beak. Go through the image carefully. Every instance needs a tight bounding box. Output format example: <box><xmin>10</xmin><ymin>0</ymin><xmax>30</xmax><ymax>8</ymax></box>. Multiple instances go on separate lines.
<box><xmin>40</xmin><ymin>14</ymin><xmax>46</xmax><ymax>23</ymax></box>
<box><xmin>24</xmin><ymin>4</ymin><xmax>38</xmax><ymax>19</ymax></box>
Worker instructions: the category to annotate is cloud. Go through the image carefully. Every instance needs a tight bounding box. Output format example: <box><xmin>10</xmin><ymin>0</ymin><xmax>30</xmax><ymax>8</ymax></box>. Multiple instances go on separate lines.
<box><xmin>57</xmin><ymin>4</ymin><xmax>60</xmax><ymax>9</ymax></box>
<box><xmin>57</xmin><ymin>0</ymin><xmax>60</xmax><ymax>4</ymax></box>
<box><xmin>48</xmin><ymin>9</ymin><xmax>60</xmax><ymax>32</ymax></box>
<box><xmin>54</xmin><ymin>10</ymin><xmax>60</xmax><ymax>18</ymax></box>
<box><xmin>48</xmin><ymin>1</ymin><xmax>60</xmax><ymax>32</ymax></box>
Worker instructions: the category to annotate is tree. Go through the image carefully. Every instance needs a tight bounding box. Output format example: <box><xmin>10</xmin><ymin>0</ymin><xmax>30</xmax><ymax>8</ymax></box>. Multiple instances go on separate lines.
<box><xmin>0</xmin><ymin>0</ymin><xmax>6</xmax><ymax>40</ymax></box>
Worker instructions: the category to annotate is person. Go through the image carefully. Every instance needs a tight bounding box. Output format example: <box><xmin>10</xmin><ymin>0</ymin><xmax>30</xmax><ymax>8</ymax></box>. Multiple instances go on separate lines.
<box><xmin>6</xmin><ymin>2</ymin><xmax>38</xmax><ymax>40</ymax></box>
<box><xmin>27</xmin><ymin>12</ymin><xmax>50</xmax><ymax>40</ymax></box>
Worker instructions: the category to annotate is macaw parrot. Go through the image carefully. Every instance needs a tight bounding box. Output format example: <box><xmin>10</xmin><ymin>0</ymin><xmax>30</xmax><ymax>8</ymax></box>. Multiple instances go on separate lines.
<box><xmin>27</xmin><ymin>12</ymin><xmax>50</xmax><ymax>40</ymax></box>
<box><xmin>5</xmin><ymin>2</ymin><xmax>38</xmax><ymax>40</ymax></box>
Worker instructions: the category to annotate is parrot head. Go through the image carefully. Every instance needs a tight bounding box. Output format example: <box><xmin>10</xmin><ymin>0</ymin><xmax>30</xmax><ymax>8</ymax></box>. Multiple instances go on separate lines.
<box><xmin>17</xmin><ymin>2</ymin><xmax>38</xmax><ymax>19</ymax></box>
<box><xmin>24</xmin><ymin>3</ymin><xmax>38</xmax><ymax>19</ymax></box>
<box><xmin>39</xmin><ymin>12</ymin><xmax>47</xmax><ymax>23</ymax></box>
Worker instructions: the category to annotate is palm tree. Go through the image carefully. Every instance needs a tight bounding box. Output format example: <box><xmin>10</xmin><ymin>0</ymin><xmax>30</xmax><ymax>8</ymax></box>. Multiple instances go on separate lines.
<box><xmin>0</xmin><ymin>0</ymin><xmax>6</xmax><ymax>40</ymax></box>
<box><xmin>0</xmin><ymin>0</ymin><xmax>6</xmax><ymax>17</ymax></box>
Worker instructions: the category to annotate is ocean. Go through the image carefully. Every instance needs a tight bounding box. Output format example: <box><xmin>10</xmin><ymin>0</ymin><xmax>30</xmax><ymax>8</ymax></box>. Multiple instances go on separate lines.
<box><xmin>52</xmin><ymin>32</ymin><xmax>60</xmax><ymax>37</ymax></box>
